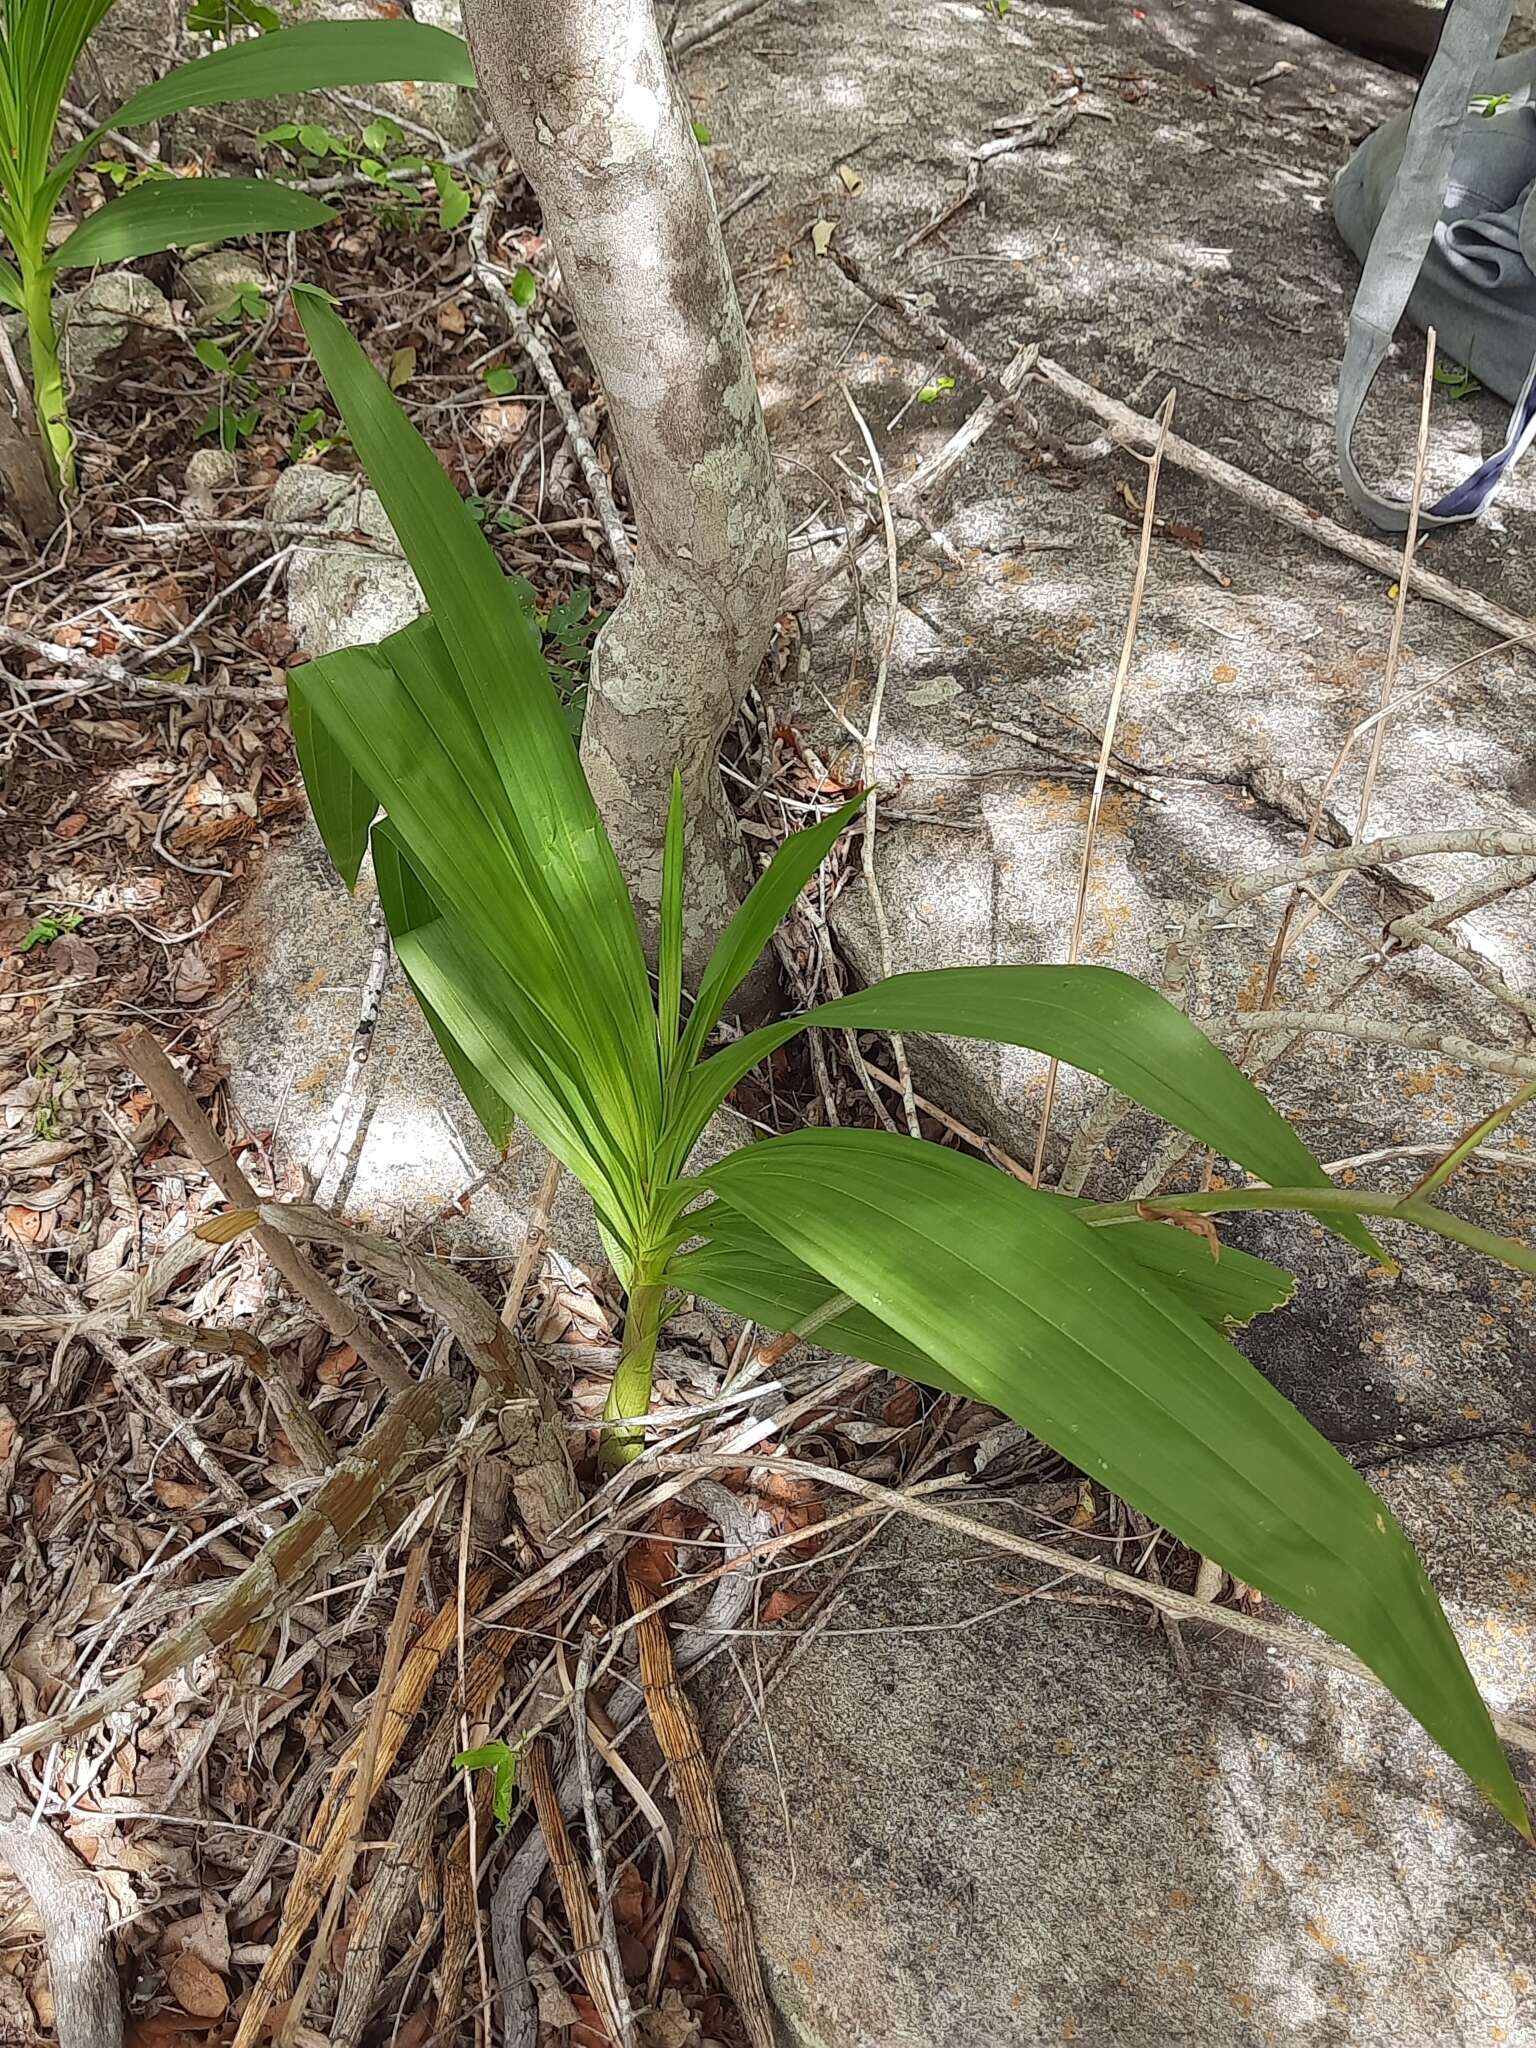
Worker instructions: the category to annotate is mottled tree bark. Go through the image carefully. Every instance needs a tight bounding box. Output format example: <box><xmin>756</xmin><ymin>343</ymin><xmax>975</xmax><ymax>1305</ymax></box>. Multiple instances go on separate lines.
<box><xmin>463</xmin><ymin>0</ymin><xmax>786</xmax><ymax>981</ymax></box>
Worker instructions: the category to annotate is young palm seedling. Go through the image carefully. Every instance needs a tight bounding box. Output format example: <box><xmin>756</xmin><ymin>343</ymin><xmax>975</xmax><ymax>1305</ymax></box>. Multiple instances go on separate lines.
<box><xmin>287</xmin><ymin>289</ymin><xmax>1533</xmax><ymax>1834</ymax></box>
<box><xmin>0</xmin><ymin>0</ymin><xmax>474</xmax><ymax>488</ymax></box>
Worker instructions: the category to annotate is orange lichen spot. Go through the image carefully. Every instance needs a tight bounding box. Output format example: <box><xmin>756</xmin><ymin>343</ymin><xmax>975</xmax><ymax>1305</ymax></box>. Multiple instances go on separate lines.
<box><xmin>1167</xmin><ymin>1889</ymin><xmax>1192</xmax><ymax>1910</ymax></box>
<box><xmin>1305</xmin><ymin>1917</ymin><xmax>1343</xmax><ymax>1957</ymax></box>
<box><xmin>1212</xmin><ymin>662</ymin><xmax>1238</xmax><ymax>683</ymax></box>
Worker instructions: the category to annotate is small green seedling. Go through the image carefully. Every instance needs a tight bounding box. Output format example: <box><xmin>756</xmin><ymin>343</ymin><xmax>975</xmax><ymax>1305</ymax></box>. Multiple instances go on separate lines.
<box><xmin>918</xmin><ymin>373</ymin><xmax>956</xmax><ymax>403</ymax></box>
<box><xmin>453</xmin><ymin>1740</ymin><xmax>520</xmax><ymax>1831</ymax></box>
<box><xmin>509</xmin><ymin>266</ymin><xmax>537</xmax><ymax>310</ymax></box>
<box><xmin>283</xmin><ymin>291</ymin><xmax>1536</xmax><ymax>1835</ymax></box>
<box><xmin>0</xmin><ymin>4</ymin><xmax>474</xmax><ymax>492</ymax></box>
<box><xmin>1433</xmin><ymin>360</ymin><xmax>1482</xmax><ymax>401</ymax></box>
<box><xmin>483</xmin><ymin>365</ymin><xmax>519</xmax><ymax>397</ymax></box>
<box><xmin>17</xmin><ymin>910</ymin><xmax>82</xmax><ymax>952</ymax></box>
<box><xmin>1471</xmin><ymin>92</ymin><xmax>1512</xmax><ymax>117</ymax></box>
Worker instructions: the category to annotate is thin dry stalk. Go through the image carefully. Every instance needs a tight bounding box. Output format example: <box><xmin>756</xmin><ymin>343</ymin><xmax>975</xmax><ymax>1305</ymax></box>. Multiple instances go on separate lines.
<box><xmin>839</xmin><ymin>379</ymin><xmax>921</xmax><ymax>1141</ymax></box>
<box><xmin>1255</xmin><ymin>333</ymin><xmax>1438</xmax><ymax>1004</ymax></box>
<box><xmin>502</xmin><ymin>1153</ymin><xmax>562</xmax><ymax>1328</ymax></box>
<box><xmin>122</xmin><ymin>1029</ymin><xmax>414</xmax><ymax>1396</ymax></box>
<box><xmin>522</xmin><ymin>1735</ymin><xmax>623</xmax><ymax>2044</ymax></box>
<box><xmin>333</xmin><ymin>1637</ymin><xmax>513</xmax><ymax>2048</ymax></box>
<box><xmin>278</xmin><ymin>1542</ymin><xmax>429</xmax><ymax>2048</ymax></box>
<box><xmin>624</xmin><ymin>1562</ymin><xmax>776</xmax><ymax>2048</ymax></box>
<box><xmin>572</xmin><ymin>1637</ymin><xmax>637</xmax><ymax>2047</ymax></box>
<box><xmin>470</xmin><ymin>194</ymin><xmax>633</xmax><ymax>586</ymax></box>
<box><xmin>1355</xmin><ymin>331</ymin><xmax>1437</xmax><ymax>844</ymax></box>
<box><xmin>1031</xmin><ymin>393</ymin><xmax>1174</xmax><ymax>1183</ymax></box>
<box><xmin>232</xmin><ymin>1568</ymin><xmax>496</xmax><ymax>2048</ymax></box>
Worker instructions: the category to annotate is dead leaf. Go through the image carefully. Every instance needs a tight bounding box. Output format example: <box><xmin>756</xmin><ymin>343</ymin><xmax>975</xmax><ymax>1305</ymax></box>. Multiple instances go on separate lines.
<box><xmin>153</xmin><ymin>1476</ymin><xmax>207</xmax><ymax>1512</ymax></box>
<box><xmin>437</xmin><ymin>301</ymin><xmax>467</xmax><ymax>335</ymax></box>
<box><xmin>810</xmin><ymin>217</ymin><xmax>836</xmax><ymax>257</ymax></box>
<box><xmin>761</xmin><ymin>1586</ymin><xmax>817</xmax><ymax>1625</ymax></box>
<box><xmin>836</xmin><ymin>163</ymin><xmax>865</xmax><ymax>195</ymax></box>
<box><xmin>56</xmin><ymin>813</ymin><xmax>88</xmax><ymax>839</ymax></box>
<box><xmin>317</xmin><ymin>1342</ymin><xmax>359</xmax><ymax>1387</ymax></box>
<box><xmin>171</xmin><ymin>814</ymin><xmax>256</xmax><ymax>853</ymax></box>
<box><xmin>122</xmin><ymin>577</ymin><xmax>190</xmax><ymax>631</ymax></box>
<box><xmin>4</xmin><ymin>1204</ymin><xmax>51</xmax><ymax>1248</ymax></box>
<box><xmin>172</xmin><ymin>947</ymin><xmax>216</xmax><ymax>1003</ymax></box>
<box><xmin>166</xmin><ymin>1951</ymin><xmax>227</xmax><ymax>2020</ymax></box>
<box><xmin>159</xmin><ymin>1902</ymin><xmax>231</xmax><ymax>1977</ymax></box>
<box><xmin>1134</xmin><ymin>1202</ymin><xmax>1223</xmax><ymax>1260</ymax></box>
<box><xmin>881</xmin><ymin>1382</ymin><xmax>920</xmax><ymax>1427</ymax></box>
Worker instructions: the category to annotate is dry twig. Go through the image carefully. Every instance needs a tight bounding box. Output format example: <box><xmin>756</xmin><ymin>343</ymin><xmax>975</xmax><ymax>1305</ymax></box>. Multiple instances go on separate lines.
<box><xmin>1031</xmin><ymin>392</ymin><xmax>1173</xmax><ymax>1183</ymax></box>
<box><xmin>124</xmin><ymin>1028</ymin><xmax>415</xmax><ymax>1395</ymax></box>
<box><xmin>0</xmin><ymin>1771</ymin><xmax>122</xmax><ymax>2048</ymax></box>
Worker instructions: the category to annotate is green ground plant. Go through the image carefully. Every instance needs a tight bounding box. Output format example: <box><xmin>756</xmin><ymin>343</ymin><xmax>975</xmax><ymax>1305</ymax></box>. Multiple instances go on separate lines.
<box><xmin>286</xmin><ymin>287</ymin><xmax>1533</xmax><ymax>1835</ymax></box>
<box><xmin>0</xmin><ymin>0</ymin><xmax>474</xmax><ymax>487</ymax></box>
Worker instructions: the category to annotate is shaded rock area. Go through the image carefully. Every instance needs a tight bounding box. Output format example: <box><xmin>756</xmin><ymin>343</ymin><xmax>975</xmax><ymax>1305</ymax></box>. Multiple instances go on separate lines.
<box><xmin>697</xmin><ymin>1446</ymin><xmax>1535</xmax><ymax>2048</ymax></box>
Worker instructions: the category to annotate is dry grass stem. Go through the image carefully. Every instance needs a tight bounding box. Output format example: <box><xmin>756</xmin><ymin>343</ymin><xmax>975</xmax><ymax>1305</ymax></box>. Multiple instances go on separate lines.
<box><xmin>1031</xmin><ymin>390</ymin><xmax>1174</xmax><ymax>1183</ymax></box>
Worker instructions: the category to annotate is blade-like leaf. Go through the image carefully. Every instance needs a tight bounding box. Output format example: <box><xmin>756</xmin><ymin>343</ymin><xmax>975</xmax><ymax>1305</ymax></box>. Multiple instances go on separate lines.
<box><xmin>676</xmin><ymin>791</ymin><xmax>867</xmax><ymax>1075</ymax></box>
<box><xmin>701</xmin><ymin>1127</ymin><xmax>1525</xmax><ymax>1832</ymax></box>
<box><xmin>670</xmin><ymin>1194</ymin><xmax>1293</xmax><ymax>1374</ymax></box>
<box><xmin>292</xmin><ymin>619</ymin><xmax>645</xmax><ymax>1230</ymax></box>
<box><xmin>0</xmin><ymin>258</ymin><xmax>22</xmax><ymax>311</ymax></box>
<box><xmin>371</xmin><ymin>822</ymin><xmax>513</xmax><ymax>1151</ymax></box>
<box><xmin>675</xmin><ymin>964</ymin><xmax>1379</xmax><ymax>1258</ymax></box>
<box><xmin>288</xmin><ymin>666</ymin><xmax>377</xmax><ymax>888</ymax></box>
<box><xmin>294</xmin><ymin>292</ymin><xmax>658</xmax><ymax>1133</ymax></box>
<box><xmin>55</xmin><ymin>178</ymin><xmax>332</xmax><ymax>269</ymax></box>
<box><xmin>105</xmin><ymin>21</ymin><xmax>476</xmax><ymax>129</ymax></box>
<box><xmin>658</xmin><ymin>770</ymin><xmax>685</xmax><ymax>1061</ymax></box>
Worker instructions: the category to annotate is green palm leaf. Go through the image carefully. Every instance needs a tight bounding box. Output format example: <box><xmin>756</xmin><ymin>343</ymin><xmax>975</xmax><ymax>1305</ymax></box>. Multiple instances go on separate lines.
<box><xmin>673</xmin><ymin>964</ymin><xmax>1379</xmax><ymax>1257</ymax></box>
<box><xmin>55</xmin><ymin>177</ymin><xmax>332</xmax><ymax>268</ymax></box>
<box><xmin>701</xmin><ymin>1126</ymin><xmax>1525</xmax><ymax>1831</ymax></box>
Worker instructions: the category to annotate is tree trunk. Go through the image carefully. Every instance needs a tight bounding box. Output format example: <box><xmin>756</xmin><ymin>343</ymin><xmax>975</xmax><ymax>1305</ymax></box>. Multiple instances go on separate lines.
<box><xmin>463</xmin><ymin>0</ymin><xmax>786</xmax><ymax>985</ymax></box>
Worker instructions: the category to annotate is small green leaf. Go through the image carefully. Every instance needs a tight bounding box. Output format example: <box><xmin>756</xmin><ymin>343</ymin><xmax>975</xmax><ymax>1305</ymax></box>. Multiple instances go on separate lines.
<box><xmin>432</xmin><ymin>162</ymin><xmax>471</xmax><ymax>230</ymax></box>
<box><xmin>691</xmin><ymin>117</ymin><xmax>712</xmax><ymax>144</ymax></box>
<box><xmin>194</xmin><ymin>337</ymin><xmax>234</xmax><ymax>375</ymax></box>
<box><xmin>510</xmin><ymin>266</ymin><xmax>537</xmax><ymax>309</ymax></box>
<box><xmin>918</xmin><ymin>373</ymin><xmax>955</xmax><ymax>402</ymax></box>
<box><xmin>259</xmin><ymin>123</ymin><xmax>300</xmax><ymax>144</ymax></box>
<box><xmin>452</xmin><ymin>1740</ymin><xmax>519</xmax><ymax>1831</ymax></box>
<box><xmin>362</xmin><ymin>118</ymin><xmax>401</xmax><ymax>153</ymax></box>
<box><xmin>388</xmin><ymin>345</ymin><xmax>417</xmax><ymax>391</ymax></box>
<box><xmin>17</xmin><ymin>912</ymin><xmax>83</xmax><ymax>954</ymax></box>
<box><xmin>482</xmin><ymin>365</ymin><xmax>518</xmax><ymax>397</ymax></box>
<box><xmin>298</xmin><ymin>122</ymin><xmax>334</xmax><ymax>157</ymax></box>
